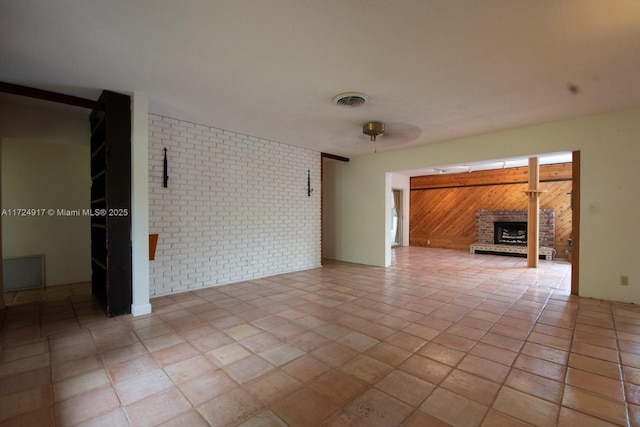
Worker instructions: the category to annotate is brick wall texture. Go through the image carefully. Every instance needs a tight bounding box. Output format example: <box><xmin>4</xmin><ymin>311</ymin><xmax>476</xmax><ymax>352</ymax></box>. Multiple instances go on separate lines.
<box><xmin>148</xmin><ymin>114</ymin><xmax>321</xmax><ymax>296</ymax></box>
<box><xmin>476</xmin><ymin>209</ymin><xmax>555</xmax><ymax>247</ymax></box>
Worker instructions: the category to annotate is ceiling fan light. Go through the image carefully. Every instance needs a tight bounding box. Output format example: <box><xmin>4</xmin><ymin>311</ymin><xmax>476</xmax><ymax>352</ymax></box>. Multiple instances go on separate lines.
<box><xmin>363</xmin><ymin>121</ymin><xmax>385</xmax><ymax>141</ymax></box>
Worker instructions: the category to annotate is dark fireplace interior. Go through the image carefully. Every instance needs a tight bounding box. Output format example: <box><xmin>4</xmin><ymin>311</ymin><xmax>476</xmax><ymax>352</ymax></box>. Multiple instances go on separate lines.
<box><xmin>494</xmin><ymin>221</ymin><xmax>527</xmax><ymax>246</ymax></box>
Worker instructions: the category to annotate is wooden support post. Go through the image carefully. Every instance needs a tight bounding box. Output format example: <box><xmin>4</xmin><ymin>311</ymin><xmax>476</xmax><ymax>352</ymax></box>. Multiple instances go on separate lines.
<box><xmin>0</xmin><ymin>144</ymin><xmax>4</xmax><ymax>310</ymax></box>
<box><xmin>527</xmin><ymin>157</ymin><xmax>540</xmax><ymax>267</ymax></box>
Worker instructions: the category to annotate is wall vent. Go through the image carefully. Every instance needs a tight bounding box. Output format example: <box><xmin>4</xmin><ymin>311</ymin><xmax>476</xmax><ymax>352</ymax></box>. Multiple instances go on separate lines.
<box><xmin>3</xmin><ymin>255</ymin><xmax>45</xmax><ymax>291</ymax></box>
<box><xmin>332</xmin><ymin>92</ymin><xmax>369</xmax><ymax>108</ymax></box>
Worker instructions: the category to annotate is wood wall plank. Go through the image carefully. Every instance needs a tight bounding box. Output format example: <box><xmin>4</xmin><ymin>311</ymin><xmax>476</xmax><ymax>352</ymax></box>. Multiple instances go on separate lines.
<box><xmin>411</xmin><ymin>163</ymin><xmax>572</xmax><ymax>189</ymax></box>
<box><xmin>410</xmin><ymin>164</ymin><xmax>572</xmax><ymax>258</ymax></box>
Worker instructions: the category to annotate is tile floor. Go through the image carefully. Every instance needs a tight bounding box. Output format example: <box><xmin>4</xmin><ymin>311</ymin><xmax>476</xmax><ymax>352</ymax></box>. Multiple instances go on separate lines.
<box><xmin>1</xmin><ymin>247</ymin><xmax>639</xmax><ymax>426</ymax></box>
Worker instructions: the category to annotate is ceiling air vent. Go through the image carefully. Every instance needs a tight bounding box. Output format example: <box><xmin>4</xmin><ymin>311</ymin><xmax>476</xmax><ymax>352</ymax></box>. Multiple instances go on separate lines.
<box><xmin>332</xmin><ymin>92</ymin><xmax>369</xmax><ymax>108</ymax></box>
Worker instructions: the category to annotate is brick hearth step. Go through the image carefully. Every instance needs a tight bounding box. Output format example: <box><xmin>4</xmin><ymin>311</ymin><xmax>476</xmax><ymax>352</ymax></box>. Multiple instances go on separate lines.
<box><xmin>469</xmin><ymin>243</ymin><xmax>555</xmax><ymax>260</ymax></box>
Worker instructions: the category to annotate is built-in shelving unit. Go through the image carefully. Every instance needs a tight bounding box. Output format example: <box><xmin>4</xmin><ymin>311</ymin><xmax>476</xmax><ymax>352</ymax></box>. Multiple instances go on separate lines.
<box><xmin>89</xmin><ymin>90</ymin><xmax>132</xmax><ymax>316</ymax></box>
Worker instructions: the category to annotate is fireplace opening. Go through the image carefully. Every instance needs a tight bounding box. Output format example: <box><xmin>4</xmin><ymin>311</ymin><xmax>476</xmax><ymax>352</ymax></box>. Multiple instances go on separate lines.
<box><xmin>494</xmin><ymin>221</ymin><xmax>527</xmax><ymax>246</ymax></box>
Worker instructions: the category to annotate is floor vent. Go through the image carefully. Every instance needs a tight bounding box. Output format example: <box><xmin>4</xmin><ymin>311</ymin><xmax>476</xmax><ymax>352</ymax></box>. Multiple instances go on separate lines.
<box><xmin>3</xmin><ymin>255</ymin><xmax>45</xmax><ymax>291</ymax></box>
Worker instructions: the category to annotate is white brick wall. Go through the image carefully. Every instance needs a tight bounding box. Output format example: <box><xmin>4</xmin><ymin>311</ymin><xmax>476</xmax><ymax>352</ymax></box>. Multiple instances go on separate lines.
<box><xmin>148</xmin><ymin>114</ymin><xmax>321</xmax><ymax>296</ymax></box>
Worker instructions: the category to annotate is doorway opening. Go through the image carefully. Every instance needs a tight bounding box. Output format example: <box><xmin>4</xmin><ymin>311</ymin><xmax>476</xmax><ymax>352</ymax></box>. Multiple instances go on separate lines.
<box><xmin>391</xmin><ymin>189</ymin><xmax>403</xmax><ymax>246</ymax></box>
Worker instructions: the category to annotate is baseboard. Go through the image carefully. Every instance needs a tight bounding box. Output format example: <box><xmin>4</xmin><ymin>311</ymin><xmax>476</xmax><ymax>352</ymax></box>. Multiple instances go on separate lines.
<box><xmin>131</xmin><ymin>303</ymin><xmax>152</xmax><ymax>317</ymax></box>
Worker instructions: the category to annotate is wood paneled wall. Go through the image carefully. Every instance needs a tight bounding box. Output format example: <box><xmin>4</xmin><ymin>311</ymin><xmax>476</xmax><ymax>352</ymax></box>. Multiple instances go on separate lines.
<box><xmin>410</xmin><ymin>163</ymin><xmax>572</xmax><ymax>258</ymax></box>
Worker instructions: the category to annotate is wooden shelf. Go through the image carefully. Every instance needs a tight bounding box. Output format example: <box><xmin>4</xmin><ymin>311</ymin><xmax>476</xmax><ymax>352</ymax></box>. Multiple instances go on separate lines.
<box><xmin>90</xmin><ymin>90</ymin><xmax>132</xmax><ymax>317</ymax></box>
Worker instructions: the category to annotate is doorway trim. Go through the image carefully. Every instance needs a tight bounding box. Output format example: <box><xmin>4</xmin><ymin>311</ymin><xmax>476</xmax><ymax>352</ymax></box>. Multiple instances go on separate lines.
<box><xmin>392</xmin><ymin>188</ymin><xmax>404</xmax><ymax>246</ymax></box>
<box><xmin>571</xmin><ymin>151</ymin><xmax>580</xmax><ymax>295</ymax></box>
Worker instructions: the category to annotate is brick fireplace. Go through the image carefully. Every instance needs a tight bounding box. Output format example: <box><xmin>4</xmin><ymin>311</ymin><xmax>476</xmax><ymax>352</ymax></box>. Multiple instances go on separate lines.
<box><xmin>476</xmin><ymin>209</ymin><xmax>555</xmax><ymax>247</ymax></box>
<box><xmin>470</xmin><ymin>210</ymin><xmax>556</xmax><ymax>259</ymax></box>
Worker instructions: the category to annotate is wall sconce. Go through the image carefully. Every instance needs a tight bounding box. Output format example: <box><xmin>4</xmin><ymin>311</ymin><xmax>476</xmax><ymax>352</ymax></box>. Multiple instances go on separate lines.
<box><xmin>308</xmin><ymin>169</ymin><xmax>313</xmax><ymax>196</ymax></box>
<box><xmin>163</xmin><ymin>147</ymin><xmax>169</xmax><ymax>188</ymax></box>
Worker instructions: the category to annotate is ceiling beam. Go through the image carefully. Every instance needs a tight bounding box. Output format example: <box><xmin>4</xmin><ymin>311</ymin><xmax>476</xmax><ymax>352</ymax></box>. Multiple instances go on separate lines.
<box><xmin>0</xmin><ymin>82</ymin><xmax>97</xmax><ymax>110</ymax></box>
<box><xmin>321</xmin><ymin>152</ymin><xmax>349</xmax><ymax>162</ymax></box>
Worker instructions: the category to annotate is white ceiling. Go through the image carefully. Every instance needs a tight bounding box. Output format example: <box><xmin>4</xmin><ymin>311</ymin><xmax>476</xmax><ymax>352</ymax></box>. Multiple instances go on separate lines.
<box><xmin>1</xmin><ymin>1</ymin><xmax>639</xmax><ymax>159</ymax></box>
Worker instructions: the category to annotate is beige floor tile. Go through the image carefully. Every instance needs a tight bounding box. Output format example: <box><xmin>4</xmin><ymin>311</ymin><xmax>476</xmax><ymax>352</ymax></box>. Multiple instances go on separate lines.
<box><xmin>0</xmin><ymin>340</ymin><xmax>48</xmax><ymax>362</ymax></box>
<box><xmin>163</xmin><ymin>354</ymin><xmax>217</xmax><ymax>384</ymax></box>
<box><xmin>557</xmin><ymin>407</ymin><xmax>620</xmax><ymax>427</ymax></box>
<box><xmin>468</xmin><ymin>342</ymin><xmax>517</xmax><ymax>366</ymax></box>
<box><xmin>441</xmin><ymin>369</ymin><xmax>500</xmax><ymax>406</ymax></box>
<box><xmin>568</xmin><ymin>353</ymin><xmax>620</xmax><ymax>379</ymax></box>
<box><xmin>573</xmin><ymin>341</ymin><xmax>619</xmax><ymax>363</ymax></box>
<box><xmin>433</xmin><ymin>332</ymin><xmax>478</xmax><ymax>352</ymax></box>
<box><xmin>457</xmin><ymin>354</ymin><xmax>510</xmax><ymax>383</ymax></box>
<box><xmin>404</xmin><ymin>410</ymin><xmax>452</xmax><ymax>427</ymax></box>
<box><xmin>421</xmin><ymin>388</ymin><xmax>488</xmax><ymax>427</ymax></box>
<box><xmin>54</xmin><ymin>386</ymin><xmax>120</xmax><ymax>426</ymax></box>
<box><xmin>364</xmin><ymin>342</ymin><xmax>411</xmax><ymax>367</ymax></box>
<box><xmin>157</xmin><ymin>409</ymin><xmax>210</xmax><ymax>427</ymax></box>
<box><xmin>206</xmin><ymin>342</ymin><xmax>251</xmax><ymax>366</ymax></box>
<box><xmin>107</xmin><ymin>353</ymin><xmax>159</xmax><ymax>384</ymax></box>
<box><xmin>259</xmin><ymin>343</ymin><xmax>305</xmax><ymax>366</ymax></box>
<box><xmin>418</xmin><ymin>342</ymin><xmax>467</xmax><ymax>366</ymax></box>
<box><xmin>481</xmin><ymin>409</ymin><xmax>533</xmax><ymax>427</ymax></box>
<box><xmin>493</xmin><ymin>386</ymin><xmax>559</xmax><ymax>426</ymax></box>
<box><xmin>237</xmin><ymin>410</ymin><xmax>288</xmax><ymax>427</ymax></box>
<box><xmin>345</xmin><ymin>388</ymin><xmax>414</xmax><ymax>427</ymax></box>
<box><xmin>0</xmin><ymin>352</ymin><xmax>50</xmax><ymax>379</ymax></box>
<box><xmin>288</xmin><ymin>330</ymin><xmax>330</xmax><ymax>352</ymax></box>
<box><xmin>340</xmin><ymin>354</ymin><xmax>393</xmax><ymax>384</ymax></box>
<box><xmin>310</xmin><ymin>371</ymin><xmax>367</xmax><ymax>406</ymax></box>
<box><xmin>75</xmin><ymin>407</ymin><xmax>130</xmax><ymax>427</ymax></box>
<box><xmin>115</xmin><ymin>368</ymin><xmax>173</xmax><ymax>405</ymax></box>
<box><xmin>375</xmin><ymin>369</ymin><xmax>435</xmax><ymax>407</ymax></box>
<box><xmin>337</xmin><ymin>331</ymin><xmax>380</xmax><ymax>352</ymax></box>
<box><xmin>282</xmin><ymin>355</ymin><xmax>332</xmax><ymax>384</ymax></box>
<box><xmin>479</xmin><ymin>332</ymin><xmax>524</xmax><ymax>352</ymax></box>
<box><xmin>513</xmin><ymin>353</ymin><xmax>566</xmax><ymax>381</ymax></box>
<box><xmin>125</xmin><ymin>386</ymin><xmax>192</xmax><ymax>427</ymax></box>
<box><xmin>178</xmin><ymin>369</ymin><xmax>237</xmax><ymax>406</ymax></box>
<box><xmin>399</xmin><ymin>354</ymin><xmax>452</xmax><ymax>384</ymax></box>
<box><xmin>245</xmin><ymin>369</ymin><xmax>302</xmax><ymax>404</ymax></box>
<box><xmin>505</xmin><ymin>368</ymin><xmax>563</xmax><ymax>403</ymax></box>
<box><xmin>224</xmin><ymin>323</ymin><xmax>262</xmax><ymax>340</ymax></box>
<box><xmin>562</xmin><ymin>384</ymin><xmax>628</xmax><ymax>425</ymax></box>
<box><xmin>141</xmin><ymin>332</ymin><xmax>186</xmax><ymax>353</ymax></box>
<box><xmin>520</xmin><ymin>341</ymin><xmax>568</xmax><ymax>364</ymax></box>
<box><xmin>0</xmin><ymin>385</ymin><xmax>52</xmax><ymax>423</ymax></box>
<box><xmin>628</xmin><ymin>403</ymin><xmax>640</xmax><ymax>426</ymax></box>
<box><xmin>53</xmin><ymin>369</ymin><xmax>110</xmax><ymax>402</ymax></box>
<box><xmin>384</xmin><ymin>331</ymin><xmax>428</xmax><ymax>352</ymax></box>
<box><xmin>1</xmin><ymin>406</ymin><xmax>55</xmax><ymax>427</ymax></box>
<box><xmin>100</xmin><ymin>342</ymin><xmax>148</xmax><ymax>366</ymax></box>
<box><xmin>565</xmin><ymin>367</ymin><xmax>625</xmax><ymax>401</ymax></box>
<box><xmin>312</xmin><ymin>342</ymin><xmax>358</xmax><ymax>367</ymax></box>
<box><xmin>6</xmin><ymin>248</ymin><xmax>640</xmax><ymax>427</ymax></box>
<box><xmin>151</xmin><ymin>342</ymin><xmax>199</xmax><ymax>366</ymax></box>
<box><xmin>223</xmin><ymin>354</ymin><xmax>275</xmax><ymax>384</ymax></box>
<box><xmin>0</xmin><ymin>367</ymin><xmax>50</xmax><ymax>397</ymax></box>
<box><xmin>271</xmin><ymin>387</ymin><xmax>339</xmax><ymax>427</ymax></box>
<box><xmin>626</xmin><ymin>382</ymin><xmax>640</xmax><ymax>405</ymax></box>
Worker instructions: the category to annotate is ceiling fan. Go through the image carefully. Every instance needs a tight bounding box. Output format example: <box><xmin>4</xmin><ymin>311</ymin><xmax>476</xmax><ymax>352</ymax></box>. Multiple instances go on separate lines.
<box><xmin>330</xmin><ymin>120</ymin><xmax>422</xmax><ymax>153</ymax></box>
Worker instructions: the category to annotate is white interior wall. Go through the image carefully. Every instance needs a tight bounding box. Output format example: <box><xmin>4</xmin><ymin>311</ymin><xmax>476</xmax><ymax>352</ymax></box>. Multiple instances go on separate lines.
<box><xmin>325</xmin><ymin>107</ymin><xmax>640</xmax><ymax>305</ymax></box>
<box><xmin>131</xmin><ymin>92</ymin><xmax>151</xmax><ymax>316</ymax></box>
<box><xmin>1</xmin><ymin>138</ymin><xmax>91</xmax><ymax>286</ymax></box>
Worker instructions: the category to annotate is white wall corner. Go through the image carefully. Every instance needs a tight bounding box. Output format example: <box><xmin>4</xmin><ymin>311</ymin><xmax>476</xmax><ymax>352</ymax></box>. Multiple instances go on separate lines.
<box><xmin>131</xmin><ymin>92</ymin><xmax>151</xmax><ymax>316</ymax></box>
<box><xmin>384</xmin><ymin>173</ymin><xmax>392</xmax><ymax>267</ymax></box>
<box><xmin>131</xmin><ymin>303</ymin><xmax>152</xmax><ymax>317</ymax></box>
